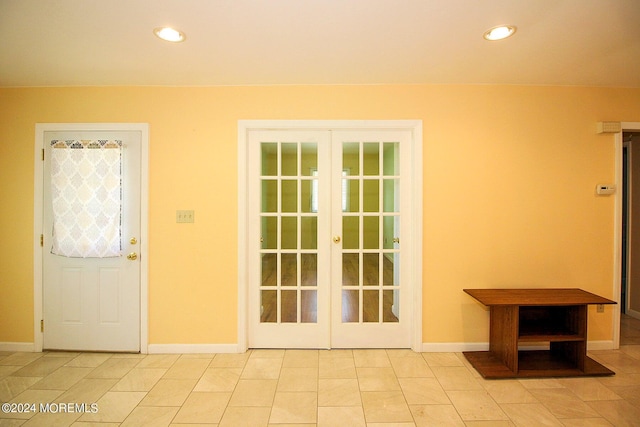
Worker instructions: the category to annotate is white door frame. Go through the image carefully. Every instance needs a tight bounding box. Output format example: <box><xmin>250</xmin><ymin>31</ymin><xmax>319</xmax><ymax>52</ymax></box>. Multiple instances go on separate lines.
<box><xmin>238</xmin><ymin>120</ymin><xmax>423</xmax><ymax>352</ymax></box>
<box><xmin>613</xmin><ymin>122</ymin><xmax>640</xmax><ymax>349</ymax></box>
<box><xmin>33</xmin><ymin>123</ymin><xmax>149</xmax><ymax>353</ymax></box>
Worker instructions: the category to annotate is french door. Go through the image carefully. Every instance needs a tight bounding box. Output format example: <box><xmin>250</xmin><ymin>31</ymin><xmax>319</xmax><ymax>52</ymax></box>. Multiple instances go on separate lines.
<box><xmin>247</xmin><ymin>125</ymin><xmax>416</xmax><ymax>349</ymax></box>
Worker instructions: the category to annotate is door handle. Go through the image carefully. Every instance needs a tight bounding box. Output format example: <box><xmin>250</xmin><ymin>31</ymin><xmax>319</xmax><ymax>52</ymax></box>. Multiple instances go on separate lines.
<box><xmin>127</xmin><ymin>252</ymin><xmax>138</xmax><ymax>261</ymax></box>
<box><xmin>333</xmin><ymin>236</ymin><xmax>341</xmax><ymax>244</ymax></box>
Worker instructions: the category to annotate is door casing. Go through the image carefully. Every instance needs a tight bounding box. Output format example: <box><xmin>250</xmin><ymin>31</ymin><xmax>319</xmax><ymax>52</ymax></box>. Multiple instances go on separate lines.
<box><xmin>238</xmin><ymin>120</ymin><xmax>423</xmax><ymax>352</ymax></box>
<box><xmin>34</xmin><ymin>123</ymin><xmax>149</xmax><ymax>353</ymax></box>
<box><xmin>614</xmin><ymin>122</ymin><xmax>640</xmax><ymax>350</ymax></box>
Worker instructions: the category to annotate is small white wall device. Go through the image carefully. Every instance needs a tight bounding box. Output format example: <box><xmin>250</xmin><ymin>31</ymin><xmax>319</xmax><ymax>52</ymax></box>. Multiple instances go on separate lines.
<box><xmin>596</xmin><ymin>184</ymin><xmax>616</xmax><ymax>195</ymax></box>
<box><xmin>596</xmin><ymin>122</ymin><xmax>621</xmax><ymax>134</ymax></box>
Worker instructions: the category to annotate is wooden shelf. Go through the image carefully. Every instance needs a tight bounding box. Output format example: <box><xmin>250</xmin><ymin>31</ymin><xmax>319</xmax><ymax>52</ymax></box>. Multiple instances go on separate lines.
<box><xmin>463</xmin><ymin>288</ymin><xmax>616</xmax><ymax>306</ymax></box>
<box><xmin>463</xmin><ymin>288</ymin><xmax>616</xmax><ymax>379</ymax></box>
<box><xmin>518</xmin><ymin>334</ymin><xmax>583</xmax><ymax>342</ymax></box>
<box><xmin>464</xmin><ymin>350</ymin><xmax>614</xmax><ymax>379</ymax></box>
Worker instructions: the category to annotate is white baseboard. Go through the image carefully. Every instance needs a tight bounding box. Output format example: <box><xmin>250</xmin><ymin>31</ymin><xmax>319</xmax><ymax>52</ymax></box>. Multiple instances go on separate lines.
<box><xmin>627</xmin><ymin>308</ymin><xmax>640</xmax><ymax>320</ymax></box>
<box><xmin>0</xmin><ymin>342</ymin><xmax>36</xmax><ymax>352</ymax></box>
<box><xmin>147</xmin><ymin>343</ymin><xmax>242</xmax><ymax>354</ymax></box>
<box><xmin>421</xmin><ymin>341</ymin><xmax>615</xmax><ymax>352</ymax></box>
<box><xmin>421</xmin><ymin>342</ymin><xmax>489</xmax><ymax>352</ymax></box>
<box><xmin>587</xmin><ymin>340</ymin><xmax>615</xmax><ymax>351</ymax></box>
<box><xmin>1</xmin><ymin>341</ymin><xmax>615</xmax><ymax>354</ymax></box>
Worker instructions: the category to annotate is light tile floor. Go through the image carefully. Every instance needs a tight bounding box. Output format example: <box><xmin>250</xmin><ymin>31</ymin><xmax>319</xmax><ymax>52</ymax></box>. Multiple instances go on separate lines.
<box><xmin>1</xmin><ymin>316</ymin><xmax>639</xmax><ymax>427</ymax></box>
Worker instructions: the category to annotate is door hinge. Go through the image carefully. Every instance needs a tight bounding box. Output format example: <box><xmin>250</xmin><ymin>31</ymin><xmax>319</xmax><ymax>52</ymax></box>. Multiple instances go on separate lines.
<box><xmin>40</xmin><ymin>234</ymin><xmax>44</xmax><ymax>247</ymax></box>
<box><xmin>40</xmin><ymin>319</ymin><xmax>44</xmax><ymax>333</ymax></box>
<box><xmin>42</xmin><ymin>148</ymin><xmax>45</xmax><ymax>161</ymax></box>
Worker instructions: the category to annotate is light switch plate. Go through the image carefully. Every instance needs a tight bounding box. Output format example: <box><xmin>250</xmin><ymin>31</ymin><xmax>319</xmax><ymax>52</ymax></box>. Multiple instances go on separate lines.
<box><xmin>176</xmin><ymin>210</ymin><xmax>195</xmax><ymax>223</ymax></box>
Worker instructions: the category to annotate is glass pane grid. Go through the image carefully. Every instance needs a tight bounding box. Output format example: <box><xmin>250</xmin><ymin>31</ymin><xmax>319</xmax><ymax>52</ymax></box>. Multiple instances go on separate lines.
<box><xmin>340</xmin><ymin>140</ymin><xmax>401</xmax><ymax>325</ymax></box>
<box><xmin>260</xmin><ymin>140</ymin><xmax>318</xmax><ymax>325</ymax></box>
<box><xmin>263</xmin><ymin>138</ymin><xmax>402</xmax><ymax>327</ymax></box>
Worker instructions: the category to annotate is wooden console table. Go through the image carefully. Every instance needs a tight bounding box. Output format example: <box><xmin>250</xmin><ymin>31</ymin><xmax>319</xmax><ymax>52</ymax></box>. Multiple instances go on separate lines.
<box><xmin>463</xmin><ymin>288</ymin><xmax>616</xmax><ymax>379</ymax></box>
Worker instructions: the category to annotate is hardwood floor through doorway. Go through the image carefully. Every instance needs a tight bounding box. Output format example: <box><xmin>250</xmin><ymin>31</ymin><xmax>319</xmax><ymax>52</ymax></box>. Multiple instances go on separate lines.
<box><xmin>259</xmin><ymin>254</ymin><xmax>398</xmax><ymax>324</ymax></box>
<box><xmin>621</xmin><ymin>313</ymin><xmax>640</xmax><ymax>345</ymax></box>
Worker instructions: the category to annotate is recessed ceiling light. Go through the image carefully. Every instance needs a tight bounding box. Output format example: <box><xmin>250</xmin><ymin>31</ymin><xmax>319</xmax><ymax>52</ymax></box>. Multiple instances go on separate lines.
<box><xmin>153</xmin><ymin>27</ymin><xmax>186</xmax><ymax>43</ymax></box>
<box><xmin>483</xmin><ymin>25</ymin><xmax>517</xmax><ymax>41</ymax></box>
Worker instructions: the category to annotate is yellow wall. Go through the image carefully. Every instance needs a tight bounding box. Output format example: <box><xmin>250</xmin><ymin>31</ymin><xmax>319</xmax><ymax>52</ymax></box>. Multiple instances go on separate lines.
<box><xmin>1</xmin><ymin>85</ymin><xmax>639</xmax><ymax>346</ymax></box>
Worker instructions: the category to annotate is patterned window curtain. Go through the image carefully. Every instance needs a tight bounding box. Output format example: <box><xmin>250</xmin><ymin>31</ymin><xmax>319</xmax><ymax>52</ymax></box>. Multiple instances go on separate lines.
<box><xmin>50</xmin><ymin>139</ymin><xmax>122</xmax><ymax>258</ymax></box>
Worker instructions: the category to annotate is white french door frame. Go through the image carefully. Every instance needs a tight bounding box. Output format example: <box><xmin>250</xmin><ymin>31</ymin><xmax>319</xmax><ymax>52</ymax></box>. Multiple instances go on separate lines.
<box><xmin>238</xmin><ymin>120</ymin><xmax>423</xmax><ymax>352</ymax></box>
<box><xmin>33</xmin><ymin>123</ymin><xmax>149</xmax><ymax>353</ymax></box>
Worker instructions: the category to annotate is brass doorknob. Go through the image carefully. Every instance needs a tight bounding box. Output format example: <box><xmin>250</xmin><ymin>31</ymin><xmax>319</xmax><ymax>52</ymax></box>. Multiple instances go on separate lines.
<box><xmin>127</xmin><ymin>252</ymin><xmax>138</xmax><ymax>261</ymax></box>
<box><xmin>333</xmin><ymin>236</ymin><xmax>341</xmax><ymax>243</ymax></box>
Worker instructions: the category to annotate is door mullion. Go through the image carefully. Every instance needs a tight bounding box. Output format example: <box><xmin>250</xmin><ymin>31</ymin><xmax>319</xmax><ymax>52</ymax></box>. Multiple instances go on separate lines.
<box><xmin>378</xmin><ymin>145</ymin><xmax>384</xmax><ymax>324</ymax></box>
<box><xmin>276</xmin><ymin>142</ymin><xmax>282</xmax><ymax>325</ymax></box>
<box><xmin>296</xmin><ymin>141</ymin><xmax>302</xmax><ymax>323</ymax></box>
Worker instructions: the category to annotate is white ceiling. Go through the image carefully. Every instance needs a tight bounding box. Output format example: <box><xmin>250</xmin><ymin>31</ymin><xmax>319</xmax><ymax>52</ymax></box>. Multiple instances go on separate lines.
<box><xmin>1</xmin><ymin>0</ymin><xmax>639</xmax><ymax>87</ymax></box>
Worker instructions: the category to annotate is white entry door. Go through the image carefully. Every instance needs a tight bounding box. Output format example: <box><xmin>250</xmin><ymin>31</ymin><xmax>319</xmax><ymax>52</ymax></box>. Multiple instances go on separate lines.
<box><xmin>247</xmin><ymin>126</ymin><xmax>415</xmax><ymax>348</ymax></box>
<box><xmin>42</xmin><ymin>129</ymin><xmax>141</xmax><ymax>352</ymax></box>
